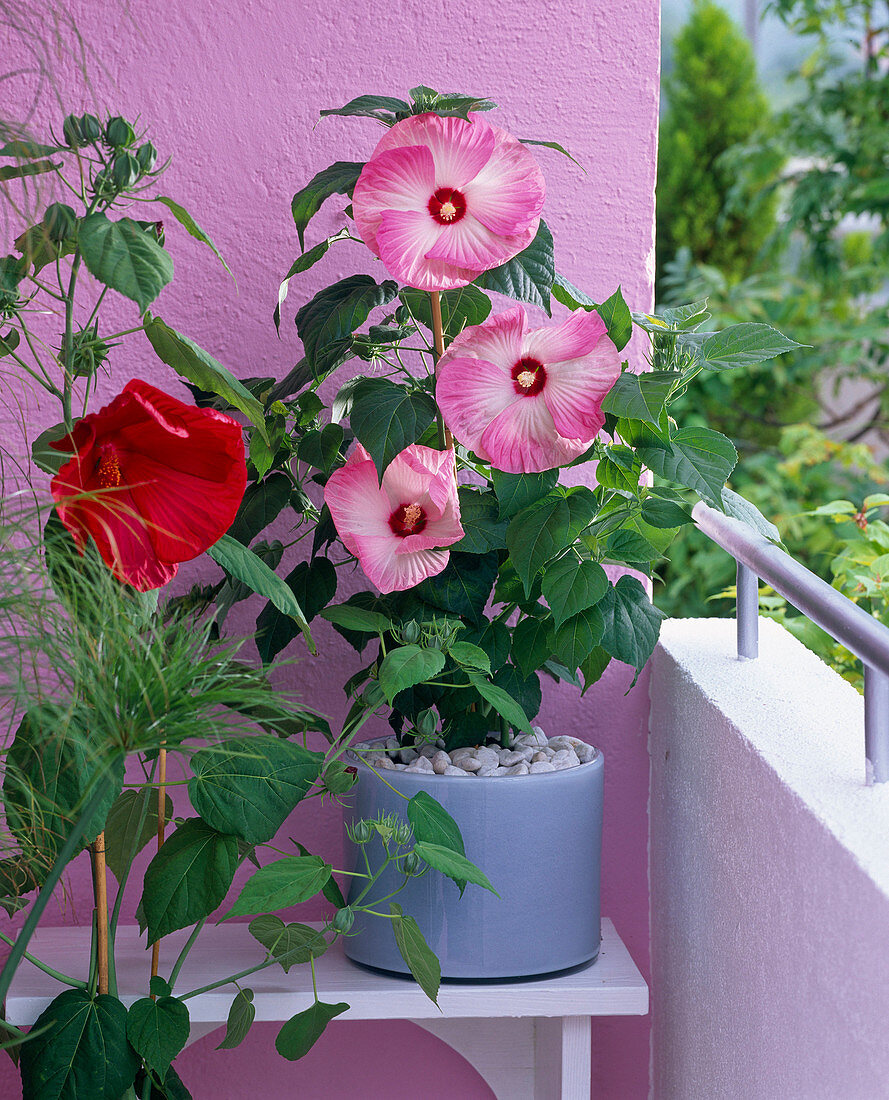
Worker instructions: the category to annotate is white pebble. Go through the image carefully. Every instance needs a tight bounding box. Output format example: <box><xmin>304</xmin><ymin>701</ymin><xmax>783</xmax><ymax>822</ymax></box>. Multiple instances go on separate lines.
<box><xmin>385</xmin><ymin>737</ymin><xmax>400</xmax><ymax>755</ymax></box>
<box><xmin>418</xmin><ymin>743</ymin><xmax>438</xmax><ymax>759</ymax></box>
<box><xmin>477</xmin><ymin>763</ymin><xmax>503</xmax><ymax>777</ymax></box>
<box><xmin>529</xmin><ymin>760</ymin><xmax>556</xmax><ymax>773</ymax></box>
<box><xmin>474</xmin><ymin>747</ymin><xmax>499</xmax><ymax>767</ymax></box>
<box><xmin>443</xmin><ymin>764</ymin><xmax>471</xmax><ymax>776</ymax></box>
<box><xmin>497</xmin><ymin>749</ymin><xmax>528</xmax><ymax>766</ymax></box>
<box><xmin>502</xmin><ymin>761</ymin><xmax>530</xmax><ymax>776</ymax></box>
<box><xmin>432</xmin><ymin>750</ymin><xmax>451</xmax><ymax>774</ymax></box>
<box><xmin>531</xmin><ymin>751</ymin><xmax>548</xmax><ymax>763</ymax></box>
<box><xmin>575</xmin><ymin>743</ymin><xmax>596</xmax><ymax>763</ymax></box>
<box><xmin>406</xmin><ymin>756</ymin><xmax>434</xmax><ymax>772</ymax></box>
<box><xmin>457</xmin><ymin>756</ymin><xmax>482</xmax><ymax>772</ymax></box>
<box><xmin>551</xmin><ymin>748</ymin><xmax>580</xmax><ymax>770</ymax></box>
<box><xmin>379</xmin><ymin>758</ymin><xmax>406</xmax><ymax>770</ymax></box>
<box><xmin>398</xmin><ymin>747</ymin><xmax>418</xmax><ymax>764</ymax></box>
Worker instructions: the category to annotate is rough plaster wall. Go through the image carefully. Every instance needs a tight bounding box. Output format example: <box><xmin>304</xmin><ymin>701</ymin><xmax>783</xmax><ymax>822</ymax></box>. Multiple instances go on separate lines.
<box><xmin>650</xmin><ymin>618</ymin><xmax>889</xmax><ymax>1100</ymax></box>
<box><xmin>0</xmin><ymin>1</ymin><xmax>660</xmax><ymax>1095</ymax></box>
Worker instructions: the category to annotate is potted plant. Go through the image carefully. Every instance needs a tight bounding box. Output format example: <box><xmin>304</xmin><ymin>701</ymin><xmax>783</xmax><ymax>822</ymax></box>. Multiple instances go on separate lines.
<box><xmin>233</xmin><ymin>86</ymin><xmax>801</xmax><ymax>979</ymax></box>
<box><xmin>0</xmin><ymin>108</ymin><xmax>497</xmax><ymax>1095</ymax></box>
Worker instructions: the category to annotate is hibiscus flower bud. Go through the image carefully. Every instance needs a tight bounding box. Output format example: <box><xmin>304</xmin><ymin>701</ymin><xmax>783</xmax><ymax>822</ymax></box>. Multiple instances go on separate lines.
<box><xmin>104</xmin><ymin>116</ymin><xmax>135</xmax><ymax>149</ymax></box>
<box><xmin>44</xmin><ymin>203</ymin><xmax>77</xmax><ymax>242</ymax></box>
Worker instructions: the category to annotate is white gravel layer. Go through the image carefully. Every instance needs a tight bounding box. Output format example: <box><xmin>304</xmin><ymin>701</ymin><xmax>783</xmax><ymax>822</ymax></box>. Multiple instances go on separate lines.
<box><xmin>362</xmin><ymin>727</ymin><xmax>598</xmax><ymax>778</ymax></box>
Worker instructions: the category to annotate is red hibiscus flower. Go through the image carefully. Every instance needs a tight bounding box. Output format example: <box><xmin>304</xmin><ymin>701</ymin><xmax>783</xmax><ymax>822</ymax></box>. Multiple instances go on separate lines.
<box><xmin>50</xmin><ymin>379</ymin><xmax>247</xmax><ymax>591</ymax></box>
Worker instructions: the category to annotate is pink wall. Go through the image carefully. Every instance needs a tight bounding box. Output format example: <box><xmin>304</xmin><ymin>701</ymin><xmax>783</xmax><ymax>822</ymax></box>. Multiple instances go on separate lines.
<box><xmin>1</xmin><ymin>1</ymin><xmax>660</xmax><ymax>1095</ymax></box>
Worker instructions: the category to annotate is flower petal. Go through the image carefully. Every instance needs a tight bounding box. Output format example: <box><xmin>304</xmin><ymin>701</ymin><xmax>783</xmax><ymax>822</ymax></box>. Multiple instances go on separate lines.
<box><xmin>436</xmin><ymin>357</ymin><xmax>520</xmax><ymax>461</ymax></box>
<box><xmin>424</xmin><ymin>114</ymin><xmax>496</xmax><ymax>189</ymax></box>
<box><xmin>481</xmin><ymin>395</ymin><xmax>585</xmax><ymax>473</ymax></box>
<box><xmin>376</xmin><ymin>209</ymin><xmax>478</xmax><ymax>291</ymax></box>
<box><xmin>324</xmin><ymin>448</ymin><xmax>393</xmax><ymax>560</ymax></box>
<box><xmin>524</xmin><ymin>308</ymin><xmax>608</xmax><ymax>365</ymax></box>
<box><xmin>463</xmin><ymin>131</ymin><xmax>546</xmax><ymax>236</ymax></box>
<box><xmin>350</xmin><ymin>535</ymin><xmax>450</xmax><ymax>594</ymax></box>
<box><xmin>424</xmin><ymin>213</ymin><xmax>515</xmax><ymax>273</ymax></box>
<box><xmin>383</xmin><ymin>445</ymin><xmax>456</xmax><ymax>520</ymax></box>
<box><xmin>542</xmin><ymin>334</ymin><xmax>621</xmax><ymax>441</ymax></box>
<box><xmin>437</xmin><ymin>306</ymin><xmax>526</xmax><ymax>371</ymax></box>
<box><xmin>52</xmin><ymin>478</ymin><xmax>178</xmax><ymax>591</ymax></box>
<box><xmin>353</xmin><ymin>144</ymin><xmax>437</xmax><ymax>257</ymax></box>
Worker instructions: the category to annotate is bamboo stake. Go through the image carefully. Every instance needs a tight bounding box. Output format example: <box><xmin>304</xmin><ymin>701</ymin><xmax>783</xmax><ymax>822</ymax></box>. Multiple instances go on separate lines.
<box><xmin>150</xmin><ymin>745</ymin><xmax>167</xmax><ymax>991</ymax></box>
<box><xmin>90</xmin><ymin>833</ymin><xmax>109</xmax><ymax>995</ymax></box>
<box><xmin>429</xmin><ymin>291</ymin><xmax>454</xmax><ymax>450</ymax></box>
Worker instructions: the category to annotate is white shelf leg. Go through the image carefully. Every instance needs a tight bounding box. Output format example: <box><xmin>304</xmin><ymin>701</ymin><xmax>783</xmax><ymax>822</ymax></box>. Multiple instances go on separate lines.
<box><xmin>412</xmin><ymin>1017</ymin><xmax>537</xmax><ymax>1099</ymax></box>
<box><xmin>534</xmin><ymin>1016</ymin><xmax>592</xmax><ymax>1099</ymax></box>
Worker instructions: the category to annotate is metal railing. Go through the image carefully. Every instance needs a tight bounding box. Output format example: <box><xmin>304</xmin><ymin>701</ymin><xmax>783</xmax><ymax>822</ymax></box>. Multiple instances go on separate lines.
<box><xmin>692</xmin><ymin>500</ymin><xmax>889</xmax><ymax>783</ymax></box>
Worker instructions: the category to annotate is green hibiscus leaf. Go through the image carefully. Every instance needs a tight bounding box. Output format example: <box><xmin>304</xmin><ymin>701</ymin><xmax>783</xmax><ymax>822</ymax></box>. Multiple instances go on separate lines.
<box><xmin>188</xmin><ymin>735</ymin><xmax>324</xmax><ymax>845</ymax></box>
<box><xmin>348</xmin><ymin>377</ymin><xmax>437</xmax><ymax>480</ymax></box>
<box><xmin>19</xmin><ymin>989</ymin><xmax>140</xmax><ymax>1100</ymax></box>
<box><xmin>598</xmin><ymin>575</ymin><xmax>666</xmax><ymax>677</ymax></box>
<box><xmin>78</xmin><ymin>213</ymin><xmax>172</xmax><ymax>313</ymax></box>
<box><xmin>491</xmin><ymin>469</ymin><xmax>559</xmax><ymax>519</ymax></box>
<box><xmin>275</xmin><ymin>1001</ymin><xmax>350</xmax><ymax>1061</ymax></box>
<box><xmin>126</xmin><ymin>995</ymin><xmax>190</xmax><ymax>1078</ymax></box>
<box><xmin>550</xmin><ymin>606</ymin><xmax>605</xmax><ymax>672</ymax></box>
<box><xmin>248</xmin><ymin>915</ymin><xmax>329</xmax><ymax>973</ymax></box>
<box><xmin>140</xmin><ymin>819</ymin><xmax>239</xmax><ymax>942</ymax></box>
<box><xmin>510</xmin><ymin>615</ymin><xmax>554</xmax><ymax>679</ymax></box>
<box><xmin>222</xmin><ymin>855</ymin><xmax>332</xmax><ymax>919</ymax></box>
<box><xmin>474</xmin><ymin>221</ymin><xmax>555</xmax><ymax>315</ymax></box>
<box><xmin>216</xmin><ymin>989</ymin><xmax>255</xmax><ymax>1051</ymax></box>
<box><xmin>601</xmin><ymin>370</ymin><xmax>676</xmax><ymax>427</ymax></box>
<box><xmin>698</xmin><ymin>322</ymin><xmax>804</xmax><ymax>372</ymax></box>
<box><xmin>256</xmin><ymin>557</ymin><xmax>337</xmax><ymax>665</ymax></box>
<box><xmin>399</xmin><ymin>284</ymin><xmax>491</xmax><ymax>340</ymax></box>
<box><xmin>143</xmin><ymin>315</ymin><xmax>268</xmax><ymax>441</ymax></box>
<box><xmin>541</xmin><ymin>555</ymin><xmax>609</xmax><ymax>629</ymax></box>
<box><xmin>639</xmin><ymin>427</ymin><xmax>737</xmax><ymax>508</ymax></box>
<box><xmin>417</xmin><ymin>551</ymin><xmax>498</xmax><ymax>624</ymax></box>
<box><xmin>291</xmin><ymin>162</ymin><xmax>364</xmax><ymax>249</ymax></box>
<box><xmin>453</xmin><ymin>488</ymin><xmax>507</xmax><ymax>554</ymax></box>
<box><xmin>103</xmin><ymin>787</ymin><xmax>174</xmax><ymax>884</ymax></box>
<box><xmin>154</xmin><ymin>196</ymin><xmax>234</xmax><ymax>280</ymax></box>
<box><xmin>390</xmin><ymin>902</ymin><xmax>441</xmax><ymax>1005</ymax></box>
<box><xmin>379</xmin><ymin>645</ymin><xmax>446</xmax><ymax>703</ymax></box>
<box><xmin>295</xmin><ymin>274</ymin><xmax>397</xmax><ymax>379</ymax></box>
<box><xmin>506</xmin><ymin>487</ymin><xmax>597</xmax><ymax>595</ymax></box>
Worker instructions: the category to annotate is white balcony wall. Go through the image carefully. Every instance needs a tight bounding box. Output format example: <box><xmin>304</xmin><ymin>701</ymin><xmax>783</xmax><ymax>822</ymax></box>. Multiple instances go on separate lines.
<box><xmin>649</xmin><ymin>617</ymin><xmax>889</xmax><ymax>1100</ymax></box>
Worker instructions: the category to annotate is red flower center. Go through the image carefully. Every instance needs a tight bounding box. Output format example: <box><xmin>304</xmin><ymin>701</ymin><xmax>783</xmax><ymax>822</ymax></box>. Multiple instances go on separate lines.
<box><xmin>512</xmin><ymin>357</ymin><xmax>547</xmax><ymax>396</ymax></box>
<box><xmin>95</xmin><ymin>447</ymin><xmax>123</xmax><ymax>488</ymax></box>
<box><xmin>389</xmin><ymin>502</ymin><xmax>427</xmax><ymax>537</ymax></box>
<box><xmin>428</xmin><ymin>187</ymin><xmax>467</xmax><ymax>225</ymax></box>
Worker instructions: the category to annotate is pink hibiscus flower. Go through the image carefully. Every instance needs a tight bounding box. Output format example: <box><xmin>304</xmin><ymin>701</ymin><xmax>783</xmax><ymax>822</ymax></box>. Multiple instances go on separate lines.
<box><xmin>435</xmin><ymin>306</ymin><xmax>621</xmax><ymax>474</ymax></box>
<box><xmin>324</xmin><ymin>443</ymin><xmax>464</xmax><ymax>593</ymax></box>
<box><xmin>352</xmin><ymin>113</ymin><xmax>545</xmax><ymax>291</ymax></box>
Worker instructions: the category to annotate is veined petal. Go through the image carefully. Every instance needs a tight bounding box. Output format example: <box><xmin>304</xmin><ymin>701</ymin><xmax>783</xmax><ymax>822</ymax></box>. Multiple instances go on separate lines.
<box><xmin>377</xmin><ymin>209</ymin><xmax>471</xmax><ymax>291</ymax></box>
<box><xmin>324</xmin><ymin>449</ymin><xmax>393</xmax><ymax>560</ymax></box>
<box><xmin>524</xmin><ymin>308</ymin><xmax>608</xmax><ymax>365</ymax></box>
<box><xmin>437</xmin><ymin>306</ymin><xmax>527</xmax><ymax>371</ymax></box>
<box><xmin>119</xmin><ymin>454</ymin><xmax>246</xmax><ymax>564</ymax></box>
<box><xmin>463</xmin><ymin>134</ymin><xmax>546</xmax><ymax>235</ymax></box>
<box><xmin>353</xmin><ymin>144</ymin><xmax>437</xmax><ymax>256</ymax></box>
<box><xmin>53</xmin><ymin>482</ymin><xmax>178</xmax><ymax>591</ymax></box>
<box><xmin>481</xmin><ymin>396</ymin><xmax>585</xmax><ymax>473</ymax></box>
<box><xmin>436</xmin><ymin>356</ymin><xmax>519</xmax><ymax>459</ymax></box>
<box><xmin>352</xmin><ymin>533</ymin><xmax>450</xmax><ymax>594</ymax></box>
<box><xmin>542</xmin><ymin>335</ymin><xmax>621</xmax><ymax>441</ymax></box>
<box><xmin>422</xmin><ymin>114</ymin><xmax>496</xmax><ymax>189</ymax></box>
<box><xmin>425</xmin><ymin>213</ymin><xmax>514</xmax><ymax>272</ymax></box>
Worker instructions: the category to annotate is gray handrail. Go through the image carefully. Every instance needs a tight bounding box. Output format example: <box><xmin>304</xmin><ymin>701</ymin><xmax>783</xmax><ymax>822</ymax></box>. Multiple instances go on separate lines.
<box><xmin>692</xmin><ymin>500</ymin><xmax>889</xmax><ymax>782</ymax></box>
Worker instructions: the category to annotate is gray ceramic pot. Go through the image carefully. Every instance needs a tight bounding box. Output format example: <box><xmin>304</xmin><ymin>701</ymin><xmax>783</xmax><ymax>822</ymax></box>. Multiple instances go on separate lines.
<box><xmin>342</xmin><ymin>747</ymin><xmax>604</xmax><ymax>979</ymax></box>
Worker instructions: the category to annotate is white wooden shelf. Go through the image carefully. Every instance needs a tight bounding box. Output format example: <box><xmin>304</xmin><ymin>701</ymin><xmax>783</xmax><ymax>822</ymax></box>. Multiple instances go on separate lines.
<box><xmin>7</xmin><ymin>918</ymin><xmax>647</xmax><ymax>1099</ymax></box>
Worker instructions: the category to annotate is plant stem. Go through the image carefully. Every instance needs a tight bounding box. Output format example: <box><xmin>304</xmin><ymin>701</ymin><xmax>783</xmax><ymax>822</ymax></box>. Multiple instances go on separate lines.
<box><xmin>150</xmin><ymin>744</ymin><xmax>168</xmax><ymax>991</ymax></box>
<box><xmin>428</xmin><ymin>291</ymin><xmax>454</xmax><ymax>451</ymax></box>
<box><xmin>167</xmin><ymin>916</ymin><xmax>205</xmax><ymax>991</ymax></box>
<box><xmin>0</xmin><ymin>931</ymin><xmax>87</xmax><ymax>990</ymax></box>
<box><xmin>0</xmin><ymin>777</ymin><xmax>113</xmax><ymax>1006</ymax></box>
<box><xmin>90</xmin><ymin>832</ymin><xmax>110</xmax><ymax>995</ymax></box>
